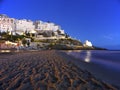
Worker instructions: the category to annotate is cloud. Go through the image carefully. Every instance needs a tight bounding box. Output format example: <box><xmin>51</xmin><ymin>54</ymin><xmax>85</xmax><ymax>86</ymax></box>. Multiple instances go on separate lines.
<box><xmin>103</xmin><ymin>35</ymin><xmax>113</xmax><ymax>40</ymax></box>
<box><xmin>103</xmin><ymin>33</ymin><xmax>119</xmax><ymax>40</ymax></box>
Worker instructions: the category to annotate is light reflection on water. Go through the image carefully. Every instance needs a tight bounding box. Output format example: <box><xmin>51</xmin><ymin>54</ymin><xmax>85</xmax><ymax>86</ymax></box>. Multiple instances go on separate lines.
<box><xmin>66</xmin><ymin>50</ymin><xmax>120</xmax><ymax>87</ymax></box>
<box><xmin>66</xmin><ymin>50</ymin><xmax>120</xmax><ymax>69</ymax></box>
<box><xmin>66</xmin><ymin>50</ymin><xmax>91</xmax><ymax>63</ymax></box>
<box><xmin>84</xmin><ymin>51</ymin><xmax>91</xmax><ymax>63</ymax></box>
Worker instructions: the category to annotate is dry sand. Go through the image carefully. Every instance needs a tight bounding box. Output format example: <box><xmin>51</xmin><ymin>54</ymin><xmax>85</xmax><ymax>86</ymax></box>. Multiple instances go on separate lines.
<box><xmin>0</xmin><ymin>50</ymin><xmax>118</xmax><ymax>90</ymax></box>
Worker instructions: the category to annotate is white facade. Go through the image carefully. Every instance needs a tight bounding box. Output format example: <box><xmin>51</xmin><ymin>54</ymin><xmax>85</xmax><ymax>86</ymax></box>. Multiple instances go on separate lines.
<box><xmin>15</xmin><ymin>19</ymin><xmax>35</xmax><ymax>33</ymax></box>
<box><xmin>59</xmin><ymin>30</ymin><xmax>65</xmax><ymax>34</ymax></box>
<box><xmin>34</xmin><ymin>21</ymin><xmax>62</xmax><ymax>31</ymax></box>
<box><xmin>0</xmin><ymin>14</ymin><xmax>15</xmax><ymax>32</ymax></box>
<box><xmin>53</xmin><ymin>25</ymin><xmax>60</xmax><ymax>31</ymax></box>
<box><xmin>0</xmin><ymin>14</ymin><xmax>65</xmax><ymax>36</ymax></box>
<box><xmin>84</xmin><ymin>40</ymin><xmax>92</xmax><ymax>47</ymax></box>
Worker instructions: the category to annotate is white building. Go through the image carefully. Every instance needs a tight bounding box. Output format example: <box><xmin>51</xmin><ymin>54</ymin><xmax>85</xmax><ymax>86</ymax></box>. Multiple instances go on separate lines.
<box><xmin>34</xmin><ymin>21</ymin><xmax>43</xmax><ymax>30</ymax></box>
<box><xmin>0</xmin><ymin>14</ymin><xmax>15</xmax><ymax>32</ymax></box>
<box><xmin>59</xmin><ymin>30</ymin><xmax>65</xmax><ymax>34</ymax></box>
<box><xmin>34</xmin><ymin>21</ymin><xmax>62</xmax><ymax>31</ymax></box>
<box><xmin>84</xmin><ymin>40</ymin><xmax>92</xmax><ymax>47</ymax></box>
<box><xmin>0</xmin><ymin>14</ymin><xmax>65</xmax><ymax>36</ymax></box>
<box><xmin>15</xmin><ymin>19</ymin><xmax>35</xmax><ymax>34</ymax></box>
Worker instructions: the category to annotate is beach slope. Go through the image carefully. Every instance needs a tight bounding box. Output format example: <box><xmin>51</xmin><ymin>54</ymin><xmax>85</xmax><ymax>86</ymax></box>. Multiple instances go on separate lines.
<box><xmin>0</xmin><ymin>50</ymin><xmax>118</xmax><ymax>90</ymax></box>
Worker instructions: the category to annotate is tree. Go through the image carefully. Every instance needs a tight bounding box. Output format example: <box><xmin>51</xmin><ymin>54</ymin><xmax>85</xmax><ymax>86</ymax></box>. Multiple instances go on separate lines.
<box><xmin>52</xmin><ymin>32</ymin><xmax>55</xmax><ymax>36</ymax></box>
<box><xmin>65</xmin><ymin>33</ymin><xmax>70</xmax><ymax>38</ymax></box>
<box><xmin>57</xmin><ymin>30</ymin><xmax>61</xmax><ymax>34</ymax></box>
<box><xmin>22</xmin><ymin>38</ymin><xmax>27</xmax><ymax>47</ymax></box>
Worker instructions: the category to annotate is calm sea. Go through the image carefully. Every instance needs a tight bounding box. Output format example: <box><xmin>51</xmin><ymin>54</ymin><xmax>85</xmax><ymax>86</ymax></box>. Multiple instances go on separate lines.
<box><xmin>66</xmin><ymin>50</ymin><xmax>120</xmax><ymax>87</ymax></box>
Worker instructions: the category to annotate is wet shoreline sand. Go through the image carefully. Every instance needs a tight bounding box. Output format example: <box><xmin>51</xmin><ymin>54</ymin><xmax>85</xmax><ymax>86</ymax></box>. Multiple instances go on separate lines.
<box><xmin>63</xmin><ymin>50</ymin><xmax>120</xmax><ymax>88</ymax></box>
<box><xmin>0</xmin><ymin>50</ymin><xmax>118</xmax><ymax>90</ymax></box>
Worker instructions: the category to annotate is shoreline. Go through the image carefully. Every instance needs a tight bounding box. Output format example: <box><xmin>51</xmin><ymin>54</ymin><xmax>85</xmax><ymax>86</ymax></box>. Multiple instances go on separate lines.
<box><xmin>0</xmin><ymin>50</ymin><xmax>119</xmax><ymax>90</ymax></box>
<box><xmin>60</xmin><ymin>50</ymin><xmax>120</xmax><ymax>88</ymax></box>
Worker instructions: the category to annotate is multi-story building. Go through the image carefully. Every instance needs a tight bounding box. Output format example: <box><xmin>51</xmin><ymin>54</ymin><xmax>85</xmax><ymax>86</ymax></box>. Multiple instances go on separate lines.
<box><xmin>0</xmin><ymin>14</ymin><xmax>65</xmax><ymax>36</ymax></box>
<box><xmin>34</xmin><ymin>21</ymin><xmax>63</xmax><ymax>31</ymax></box>
<box><xmin>0</xmin><ymin>14</ymin><xmax>15</xmax><ymax>33</ymax></box>
<box><xmin>15</xmin><ymin>19</ymin><xmax>35</xmax><ymax>34</ymax></box>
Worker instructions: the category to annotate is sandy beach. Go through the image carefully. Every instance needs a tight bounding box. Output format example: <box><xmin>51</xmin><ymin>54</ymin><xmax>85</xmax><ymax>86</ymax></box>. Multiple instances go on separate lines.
<box><xmin>0</xmin><ymin>50</ymin><xmax>118</xmax><ymax>90</ymax></box>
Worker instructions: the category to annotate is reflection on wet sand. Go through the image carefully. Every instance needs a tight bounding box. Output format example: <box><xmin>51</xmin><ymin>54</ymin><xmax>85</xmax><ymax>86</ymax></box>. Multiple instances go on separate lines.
<box><xmin>67</xmin><ymin>50</ymin><xmax>82</xmax><ymax>53</ymax></box>
<box><xmin>0</xmin><ymin>50</ymin><xmax>11</xmax><ymax>53</ymax></box>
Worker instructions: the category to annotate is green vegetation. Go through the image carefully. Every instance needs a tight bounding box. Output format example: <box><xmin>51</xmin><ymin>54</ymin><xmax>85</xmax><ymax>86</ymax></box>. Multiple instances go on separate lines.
<box><xmin>0</xmin><ymin>31</ymin><xmax>106</xmax><ymax>50</ymax></box>
<box><xmin>0</xmin><ymin>32</ymin><xmax>25</xmax><ymax>41</ymax></box>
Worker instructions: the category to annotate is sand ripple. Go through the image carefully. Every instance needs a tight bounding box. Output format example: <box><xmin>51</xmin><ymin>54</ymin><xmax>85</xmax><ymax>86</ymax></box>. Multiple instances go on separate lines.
<box><xmin>0</xmin><ymin>50</ymin><xmax>118</xmax><ymax>90</ymax></box>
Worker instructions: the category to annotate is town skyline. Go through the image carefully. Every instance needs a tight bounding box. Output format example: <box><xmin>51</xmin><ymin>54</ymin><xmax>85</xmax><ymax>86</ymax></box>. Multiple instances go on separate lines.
<box><xmin>0</xmin><ymin>0</ymin><xmax>120</xmax><ymax>49</ymax></box>
<box><xmin>0</xmin><ymin>14</ymin><xmax>64</xmax><ymax>35</ymax></box>
<box><xmin>0</xmin><ymin>14</ymin><xmax>94</xmax><ymax>49</ymax></box>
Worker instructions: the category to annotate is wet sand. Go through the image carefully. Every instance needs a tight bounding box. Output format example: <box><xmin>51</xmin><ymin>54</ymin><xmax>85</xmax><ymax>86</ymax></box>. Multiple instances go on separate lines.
<box><xmin>64</xmin><ymin>50</ymin><xmax>120</xmax><ymax>88</ymax></box>
<box><xmin>0</xmin><ymin>50</ymin><xmax>118</xmax><ymax>90</ymax></box>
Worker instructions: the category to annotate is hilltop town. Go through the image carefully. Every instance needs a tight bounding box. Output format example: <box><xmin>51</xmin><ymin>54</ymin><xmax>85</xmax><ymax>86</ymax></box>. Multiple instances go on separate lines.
<box><xmin>0</xmin><ymin>14</ymin><xmax>95</xmax><ymax>50</ymax></box>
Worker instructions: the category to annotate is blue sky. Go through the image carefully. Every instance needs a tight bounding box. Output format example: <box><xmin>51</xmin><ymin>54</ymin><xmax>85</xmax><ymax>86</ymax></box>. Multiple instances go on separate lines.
<box><xmin>0</xmin><ymin>0</ymin><xmax>120</xmax><ymax>49</ymax></box>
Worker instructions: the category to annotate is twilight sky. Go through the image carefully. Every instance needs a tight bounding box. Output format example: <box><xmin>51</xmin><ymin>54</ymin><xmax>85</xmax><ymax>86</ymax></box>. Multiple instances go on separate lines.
<box><xmin>0</xmin><ymin>0</ymin><xmax>120</xmax><ymax>49</ymax></box>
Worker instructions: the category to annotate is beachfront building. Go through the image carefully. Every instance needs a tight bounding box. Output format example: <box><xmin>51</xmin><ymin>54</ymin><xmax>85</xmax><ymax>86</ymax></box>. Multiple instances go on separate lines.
<box><xmin>84</xmin><ymin>40</ymin><xmax>92</xmax><ymax>47</ymax></box>
<box><xmin>15</xmin><ymin>19</ymin><xmax>35</xmax><ymax>35</ymax></box>
<box><xmin>0</xmin><ymin>14</ymin><xmax>15</xmax><ymax>33</ymax></box>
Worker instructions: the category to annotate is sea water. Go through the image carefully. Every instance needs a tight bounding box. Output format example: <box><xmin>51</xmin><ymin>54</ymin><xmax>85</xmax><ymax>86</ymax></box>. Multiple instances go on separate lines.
<box><xmin>66</xmin><ymin>50</ymin><xmax>120</xmax><ymax>87</ymax></box>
